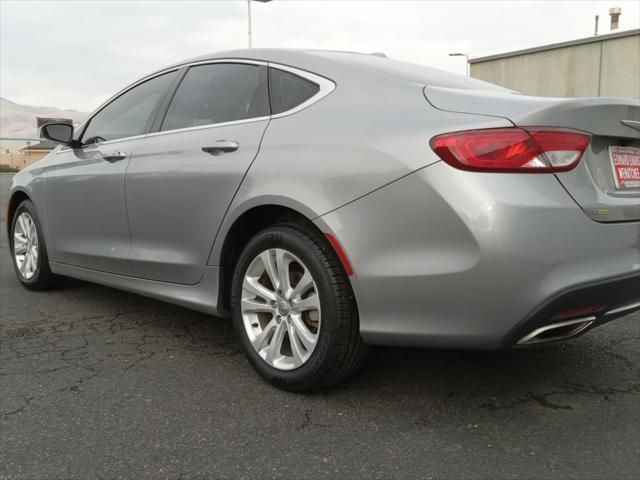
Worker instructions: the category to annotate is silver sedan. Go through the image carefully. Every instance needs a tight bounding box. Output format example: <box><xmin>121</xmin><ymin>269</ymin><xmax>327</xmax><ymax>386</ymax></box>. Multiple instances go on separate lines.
<box><xmin>7</xmin><ymin>49</ymin><xmax>640</xmax><ymax>390</ymax></box>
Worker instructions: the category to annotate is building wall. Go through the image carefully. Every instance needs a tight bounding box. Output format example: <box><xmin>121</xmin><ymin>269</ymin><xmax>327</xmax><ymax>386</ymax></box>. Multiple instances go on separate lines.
<box><xmin>600</xmin><ymin>34</ymin><xmax>640</xmax><ymax>97</ymax></box>
<box><xmin>0</xmin><ymin>139</ymin><xmax>34</xmax><ymax>153</ymax></box>
<box><xmin>0</xmin><ymin>151</ymin><xmax>49</xmax><ymax>171</ymax></box>
<box><xmin>470</xmin><ymin>32</ymin><xmax>639</xmax><ymax>99</ymax></box>
<box><xmin>0</xmin><ymin>139</ymin><xmax>53</xmax><ymax>171</ymax></box>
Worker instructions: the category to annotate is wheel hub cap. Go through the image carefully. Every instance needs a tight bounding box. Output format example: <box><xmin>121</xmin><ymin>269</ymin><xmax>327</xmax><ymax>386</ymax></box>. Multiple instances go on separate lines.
<box><xmin>277</xmin><ymin>299</ymin><xmax>291</xmax><ymax>316</ymax></box>
<box><xmin>241</xmin><ymin>248</ymin><xmax>321</xmax><ymax>371</ymax></box>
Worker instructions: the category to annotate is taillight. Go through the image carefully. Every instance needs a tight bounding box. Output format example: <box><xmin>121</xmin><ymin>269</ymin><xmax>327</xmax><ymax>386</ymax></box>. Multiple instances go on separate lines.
<box><xmin>430</xmin><ymin>128</ymin><xmax>590</xmax><ymax>173</ymax></box>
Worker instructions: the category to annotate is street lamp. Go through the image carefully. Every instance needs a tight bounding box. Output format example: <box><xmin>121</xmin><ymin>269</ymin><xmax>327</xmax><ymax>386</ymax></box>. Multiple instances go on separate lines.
<box><xmin>248</xmin><ymin>0</ymin><xmax>273</xmax><ymax>48</ymax></box>
<box><xmin>449</xmin><ymin>52</ymin><xmax>470</xmax><ymax>77</ymax></box>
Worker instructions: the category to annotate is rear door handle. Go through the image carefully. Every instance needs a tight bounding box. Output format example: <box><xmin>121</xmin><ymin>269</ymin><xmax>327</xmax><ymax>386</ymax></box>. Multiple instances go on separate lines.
<box><xmin>102</xmin><ymin>151</ymin><xmax>127</xmax><ymax>162</ymax></box>
<box><xmin>201</xmin><ymin>140</ymin><xmax>239</xmax><ymax>156</ymax></box>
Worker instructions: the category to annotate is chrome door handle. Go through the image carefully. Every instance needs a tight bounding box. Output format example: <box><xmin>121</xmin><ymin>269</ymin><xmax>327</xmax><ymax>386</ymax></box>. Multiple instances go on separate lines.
<box><xmin>102</xmin><ymin>151</ymin><xmax>127</xmax><ymax>162</ymax></box>
<box><xmin>201</xmin><ymin>141</ymin><xmax>239</xmax><ymax>156</ymax></box>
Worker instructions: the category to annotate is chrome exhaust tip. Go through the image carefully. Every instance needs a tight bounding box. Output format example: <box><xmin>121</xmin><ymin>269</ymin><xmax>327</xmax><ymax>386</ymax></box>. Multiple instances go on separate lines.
<box><xmin>517</xmin><ymin>316</ymin><xmax>596</xmax><ymax>345</ymax></box>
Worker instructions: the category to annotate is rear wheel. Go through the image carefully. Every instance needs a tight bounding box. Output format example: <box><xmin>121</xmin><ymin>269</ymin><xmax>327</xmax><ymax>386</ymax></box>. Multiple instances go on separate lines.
<box><xmin>10</xmin><ymin>200</ymin><xmax>64</xmax><ymax>290</ymax></box>
<box><xmin>231</xmin><ymin>223</ymin><xmax>367</xmax><ymax>391</ymax></box>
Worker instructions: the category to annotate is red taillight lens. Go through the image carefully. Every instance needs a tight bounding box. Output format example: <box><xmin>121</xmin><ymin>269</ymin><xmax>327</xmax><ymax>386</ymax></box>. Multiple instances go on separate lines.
<box><xmin>430</xmin><ymin>128</ymin><xmax>590</xmax><ymax>173</ymax></box>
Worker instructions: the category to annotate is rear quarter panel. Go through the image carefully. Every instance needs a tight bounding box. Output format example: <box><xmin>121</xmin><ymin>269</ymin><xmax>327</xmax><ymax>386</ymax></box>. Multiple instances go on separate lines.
<box><xmin>208</xmin><ymin>76</ymin><xmax>511</xmax><ymax>264</ymax></box>
<box><xmin>315</xmin><ymin>162</ymin><xmax>640</xmax><ymax>348</ymax></box>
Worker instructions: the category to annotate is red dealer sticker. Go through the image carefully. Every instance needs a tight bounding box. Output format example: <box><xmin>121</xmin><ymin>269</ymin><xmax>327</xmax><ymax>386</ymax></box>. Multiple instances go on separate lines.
<box><xmin>609</xmin><ymin>146</ymin><xmax>640</xmax><ymax>189</ymax></box>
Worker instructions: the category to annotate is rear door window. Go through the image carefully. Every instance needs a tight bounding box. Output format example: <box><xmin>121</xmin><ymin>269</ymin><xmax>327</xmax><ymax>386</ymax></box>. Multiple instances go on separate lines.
<box><xmin>161</xmin><ymin>63</ymin><xmax>266</xmax><ymax>131</ymax></box>
<box><xmin>269</xmin><ymin>68</ymin><xmax>320</xmax><ymax>114</ymax></box>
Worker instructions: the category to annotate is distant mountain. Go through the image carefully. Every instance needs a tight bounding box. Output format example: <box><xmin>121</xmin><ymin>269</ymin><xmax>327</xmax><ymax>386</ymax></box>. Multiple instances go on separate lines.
<box><xmin>0</xmin><ymin>97</ymin><xmax>88</xmax><ymax>138</ymax></box>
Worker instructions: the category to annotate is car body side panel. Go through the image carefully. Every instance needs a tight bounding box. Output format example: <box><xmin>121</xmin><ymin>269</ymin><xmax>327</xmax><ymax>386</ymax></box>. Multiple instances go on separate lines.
<box><xmin>207</xmin><ymin>81</ymin><xmax>512</xmax><ymax>265</ymax></box>
<box><xmin>125</xmin><ymin>119</ymin><xmax>269</xmax><ymax>285</ymax></box>
<box><xmin>39</xmin><ymin>141</ymin><xmax>139</xmax><ymax>275</ymax></box>
<box><xmin>315</xmin><ymin>162</ymin><xmax>640</xmax><ymax>348</ymax></box>
<box><xmin>50</xmin><ymin>262</ymin><xmax>221</xmax><ymax>315</ymax></box>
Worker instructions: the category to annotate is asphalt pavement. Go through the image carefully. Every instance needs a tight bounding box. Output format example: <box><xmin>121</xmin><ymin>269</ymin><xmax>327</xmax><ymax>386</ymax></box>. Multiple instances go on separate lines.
<box><xmin>1</xmin><ymin>172</ymin><xmax>639</xmax><ymax>479</ymax></box>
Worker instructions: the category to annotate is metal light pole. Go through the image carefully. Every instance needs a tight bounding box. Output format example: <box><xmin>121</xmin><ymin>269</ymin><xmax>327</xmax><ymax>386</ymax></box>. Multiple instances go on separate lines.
<box><xmin>449</xmin><ymin>52</ymin><xmax>470</xmax><ymax>77</ymax></box>
<box><xmin>248</xmin><ymin>0</ymin><xmax>273</xmax><ymax>48</ymax></box>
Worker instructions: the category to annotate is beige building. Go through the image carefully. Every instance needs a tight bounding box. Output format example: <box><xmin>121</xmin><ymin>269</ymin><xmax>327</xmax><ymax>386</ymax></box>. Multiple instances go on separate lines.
<box><xmin>470</xmin><ymin>28</ymin><xmax>640</xmax><ymax>99</ymax></box>
<box><xmin>0</xmin><ymin>139</ymin><xmax>55</xmax><ymax>171</ymax></box>
<box><xmin>0</xmin><ymin>117</ymin><xmax>71</xmax><ymax>171</ymax></box>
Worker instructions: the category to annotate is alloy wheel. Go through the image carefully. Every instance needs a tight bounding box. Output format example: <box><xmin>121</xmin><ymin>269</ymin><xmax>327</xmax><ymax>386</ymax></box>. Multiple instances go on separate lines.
<box><xmin>13</xmin><ymin>212</ymin><xmax>39</xmax><ymax>280</ymax></box>
<box><xmin>241</xmin><ymin>248</ymin><xmax>321</xmax><ymax>370</ymax></box>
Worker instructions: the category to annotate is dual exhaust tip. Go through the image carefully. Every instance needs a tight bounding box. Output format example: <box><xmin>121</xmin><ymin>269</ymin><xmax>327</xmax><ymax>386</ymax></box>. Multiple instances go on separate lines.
<box><xmin>517</xmin><ymin>300</ymin><xmax>640</xmax><ymax>345</ymax></box>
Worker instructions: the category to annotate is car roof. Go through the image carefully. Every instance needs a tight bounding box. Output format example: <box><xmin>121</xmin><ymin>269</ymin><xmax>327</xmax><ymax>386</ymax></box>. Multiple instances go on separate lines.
<box><xmin>160</xmin><ymin>48</ymin><xmax>507</xmax><ymax>92</ymax></box>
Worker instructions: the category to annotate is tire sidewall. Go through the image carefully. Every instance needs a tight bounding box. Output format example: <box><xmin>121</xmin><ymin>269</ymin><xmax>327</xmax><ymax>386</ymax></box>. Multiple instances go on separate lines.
<box><xmin>231</xmin><ymin>226</ymin><xmax>344</xmax><ymax>389</ymax></box>
<box><xmin>10</xmin><ymin>200</ymin><xmax>46</xmax><ymax>287</ymax></box>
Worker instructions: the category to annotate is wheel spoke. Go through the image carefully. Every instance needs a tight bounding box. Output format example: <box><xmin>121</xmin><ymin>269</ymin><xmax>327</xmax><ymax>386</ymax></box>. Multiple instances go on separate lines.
<box><xmin>259</xmin><ymin>250</ymin><xmax>279</xmax><ymax>291</ymax></box>
<box><xmin>265</xmin><ymin>322</ymin><xmax>286</xmax><ymax>363</ymax></box>
<box><xmin>292</xmin><ymin>293</ymin><xmax>320</xmax><ymax>312</ymax></box>
<box><xmin>27</xmin><ymin>217</ymin><xmax>34</xmax><ymax>239</ymax></box>
<box><xmin>17</xmin><ymin>214</ymin><xmax>26</xmax><ymax>236</ymax></box>
<box><xmin>289</xmin><ymin>269</ymin><xmax>313</xmax><ymax>301</ymax></box>
<box><xmin>241</xmin><ymin>297</ymin><xmax>273</xmax><ymax>313</ymax></box>
<box><xmin>13</xmin><ymin>238</ymin><xmax>27</xmax><ymax>254</ymax></box>
<box><xmin>19</xmin><ymin>253</ymin><xmax>28</xmax><ymax>275</ymax></box>
<box><xmin>251</xmin><ymin>319</ymin><xmax>277</xmax><ymax>351</ymax></box>
<box><xmin>243</xmin><ymin>276</ymin><xmax>276</xmax><ymax>302</ymax></box>
<box><xmin>287</xmin><ymin>323</ymin><xmax>307</xmax><ymax>366</ymax></box>
<box><xmin>14</xmin><ymin>232</ymin><xmax>27</xmax><ymax>245</ymax></box>
<box><xmin>291</xmin><ymin>315</ymin><xmax>317</xmax><ymax>350</ymax></box>
<box><xmin>275</xmin><ymin>249</ymin><xmax>292</xmax><ymax>295</ymax></box>
<box><xmin>26</xmin><ymin>218</ymin><xmax>34</xmax><ymax>239</ymax></box>
<box><xmin>28</xmin><ymin>252</ymin><xmax>36</xmax><ymax>276</ymax></box>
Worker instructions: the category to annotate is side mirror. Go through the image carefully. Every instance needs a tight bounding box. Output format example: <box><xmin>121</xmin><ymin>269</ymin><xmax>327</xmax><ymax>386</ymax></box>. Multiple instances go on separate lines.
<box><xmin>41</xmin><ymin>123</ymin><xmax>79</xmax><ymax>147</ymax></box>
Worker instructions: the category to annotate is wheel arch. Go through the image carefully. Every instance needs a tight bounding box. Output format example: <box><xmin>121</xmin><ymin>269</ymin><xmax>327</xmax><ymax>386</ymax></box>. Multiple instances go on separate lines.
<box><xmin>6</xmin><ymin>189</ymin><xmax>31</xmax><ymax>237</ymax></box>
<box><xmin>215</xmin><ymin>203</ymin><xmax>328</xmax><ymax>315</ymax></box>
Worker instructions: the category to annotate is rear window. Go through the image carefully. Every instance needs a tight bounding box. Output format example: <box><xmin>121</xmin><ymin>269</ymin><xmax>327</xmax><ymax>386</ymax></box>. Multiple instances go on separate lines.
<box><xmin>269</xmin><ymin>68</ymin><xmax>320</xmax><ymax>114</ymax></box>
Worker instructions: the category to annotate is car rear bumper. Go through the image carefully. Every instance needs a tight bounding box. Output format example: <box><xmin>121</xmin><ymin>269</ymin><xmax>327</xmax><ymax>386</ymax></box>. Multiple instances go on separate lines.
<box><xmin>315</xmin><ymin>161</ymin><xmax>640</xmax><ymax>349</ymax></box>
<box><xmin>503</xmin><ymin>271</ymin><xmax>640</xmax><ymax>347</ymax></box>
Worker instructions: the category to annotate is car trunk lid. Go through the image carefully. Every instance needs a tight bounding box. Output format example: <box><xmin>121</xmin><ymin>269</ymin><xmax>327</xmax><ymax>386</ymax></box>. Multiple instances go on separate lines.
<box><xmin>425</xmin><ymin>86</ymin><xmax>640</xmax><ymax>222</ymax></box>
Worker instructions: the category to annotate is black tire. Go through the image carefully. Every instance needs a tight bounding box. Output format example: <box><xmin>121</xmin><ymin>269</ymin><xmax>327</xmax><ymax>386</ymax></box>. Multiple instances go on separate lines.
<box><xmin>231</xmin><ymin>222</ymin><xmax>368</xmax><ymax>391</ymax></box>
<box><xmin>9</xmin><ymin>199</ymin><xmax>65</xmax><ymax>291</ymax></box>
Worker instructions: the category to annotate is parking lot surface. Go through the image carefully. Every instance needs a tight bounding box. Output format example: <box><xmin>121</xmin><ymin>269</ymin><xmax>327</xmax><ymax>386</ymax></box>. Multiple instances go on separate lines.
<box><xmin>1</xmin><ymin>172</ymin><xmax>639</xmax><ymax>479</ymax></box>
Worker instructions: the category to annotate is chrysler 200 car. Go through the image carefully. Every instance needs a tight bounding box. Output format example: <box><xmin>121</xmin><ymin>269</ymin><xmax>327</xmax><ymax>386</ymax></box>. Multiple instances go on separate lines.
<box><xmin>8</xmin><ymin>49</ymin><xmax>640</xmax><ymax>390</ymax></box>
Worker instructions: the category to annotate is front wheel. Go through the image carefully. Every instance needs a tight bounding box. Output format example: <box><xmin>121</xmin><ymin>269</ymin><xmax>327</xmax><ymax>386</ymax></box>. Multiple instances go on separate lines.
<box><xmin>231</xmin><ymin>223</ymin><xmax>367</xmax><ymax>391</ymax></box>
<box><xmin>10</xmin><ymin>199</ymin><xmax>65</xmax><ymax>290</ymax></box>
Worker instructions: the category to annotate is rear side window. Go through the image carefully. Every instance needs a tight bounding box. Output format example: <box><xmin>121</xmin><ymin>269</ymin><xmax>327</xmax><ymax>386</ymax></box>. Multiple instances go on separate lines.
<box><xmin>81</xmin><ymin>71</ymin><xmax>177</xmax><ymax>143</ymax></box>
<box><xmin>161</xmin><ymin>63</ymin><xmax>265</xmax><ymax>131</ymax></box>
<box><xmin>269</xmin><ymin>68</ymin><xmax>320</xmax><ymax>114</ymax></box>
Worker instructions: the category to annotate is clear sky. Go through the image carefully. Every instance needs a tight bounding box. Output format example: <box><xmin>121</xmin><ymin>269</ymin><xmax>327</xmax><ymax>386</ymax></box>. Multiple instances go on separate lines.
<box><xmin>1</xmin><ymin>0</ymin><xmax>639</xmax><ymax>111</ymax></box>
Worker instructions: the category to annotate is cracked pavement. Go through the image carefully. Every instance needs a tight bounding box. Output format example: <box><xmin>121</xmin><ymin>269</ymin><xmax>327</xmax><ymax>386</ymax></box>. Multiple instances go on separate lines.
<box><xmin>1</xmin><ymin>173</ymin><xmax>639</xmax><ymax>479</ymax></box>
